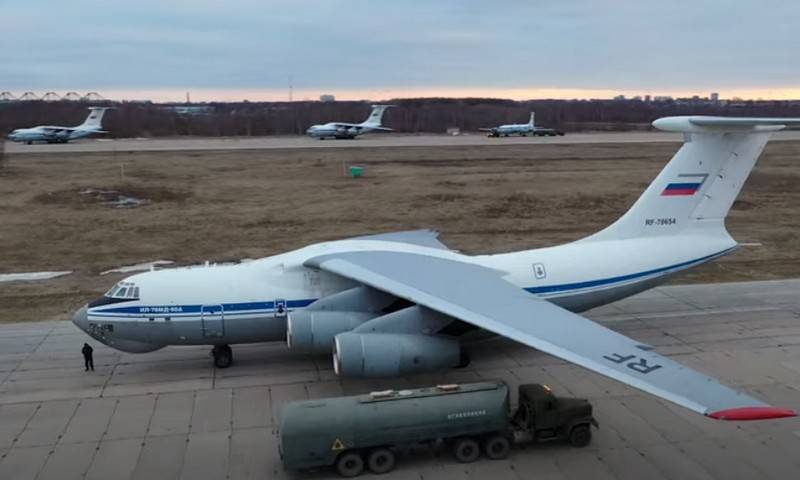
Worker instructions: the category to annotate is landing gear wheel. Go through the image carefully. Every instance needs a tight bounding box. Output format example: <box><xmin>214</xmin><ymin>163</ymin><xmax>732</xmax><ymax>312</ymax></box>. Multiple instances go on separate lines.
<box><xmin>212</xmin><ymin>345</ymin><xmax>232</xmax><ymax>368</ymax></box>
<box><xmin>569</xmin><ymin>425</ymin><xmax>591</xmax><ymax>447</ymax></box>
<box><xmin>367</xmin><ymin>448</ymin><xmax>395</xmax><ymax>474</ymax></box>
<box><xmin>483</xmin><ymin>435</ymin><xmax>511</xmax><ymax>460</ymax></box>
<box><xmin>452</xmin><ymin>437</ymin><xmax>480</xmax><ymax>463</ymax></box>
<box><xmin>336</xmin><ymin>451</ymin><xmax>364</xmax><ymax>477</ymax></box>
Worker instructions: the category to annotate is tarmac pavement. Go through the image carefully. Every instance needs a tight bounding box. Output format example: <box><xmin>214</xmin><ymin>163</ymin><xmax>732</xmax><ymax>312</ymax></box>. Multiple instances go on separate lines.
<box><xmin>1</xmin><ymin>279</ymin><xmax>799</xmax><ymax>479</ymax></box>
<box><xmin>5</xmin><ymin>130</ymin><xmax>800</xmax><ymax>154</ymax></box>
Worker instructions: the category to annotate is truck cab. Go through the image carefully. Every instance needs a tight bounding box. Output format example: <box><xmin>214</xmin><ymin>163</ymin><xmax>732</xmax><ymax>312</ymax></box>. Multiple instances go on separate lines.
<box><xmin>513</xmin><ymin>384</ymin><xmax>598</xmax><ymax>447</ymax></box>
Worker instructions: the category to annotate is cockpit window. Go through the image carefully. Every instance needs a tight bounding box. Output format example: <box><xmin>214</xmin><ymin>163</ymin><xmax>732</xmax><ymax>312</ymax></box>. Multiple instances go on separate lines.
<box><xmin>105</xmin><ymin>281</ymin><xmax>140</xmax><ymax>299</ymax></box>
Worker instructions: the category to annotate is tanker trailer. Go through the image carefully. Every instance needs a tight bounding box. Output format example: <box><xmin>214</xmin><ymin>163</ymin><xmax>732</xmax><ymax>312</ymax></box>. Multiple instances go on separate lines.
<box><xmin>279</xmin><ymin>381</ymin><xmax>596</xmax><ymax>477</ymax></box>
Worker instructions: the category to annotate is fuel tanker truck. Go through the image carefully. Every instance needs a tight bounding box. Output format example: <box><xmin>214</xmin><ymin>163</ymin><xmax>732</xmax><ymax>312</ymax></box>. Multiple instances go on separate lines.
<box><xmin>279</xmin><ymin>381</ymin><xmax>597</xmax><ymax>477</ymax></box>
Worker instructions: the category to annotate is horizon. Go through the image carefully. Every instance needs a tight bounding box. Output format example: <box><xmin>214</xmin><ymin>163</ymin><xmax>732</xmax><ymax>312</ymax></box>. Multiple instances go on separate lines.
<box><xmin>3</xmin><ymin>2</ymin><xmax>799</xmax><ymax>103</ymax></box>
<box><xmin>4</xmin><ymin>86</ymin><xmax>800</xmax><ymax>103</ymax></box>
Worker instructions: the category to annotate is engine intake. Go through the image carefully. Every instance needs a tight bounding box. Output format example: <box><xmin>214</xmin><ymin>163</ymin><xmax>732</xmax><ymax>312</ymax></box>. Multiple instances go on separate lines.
<box><xmin>333</xmin><ymin>332</ymin><xmax>460</xmax><ymax>377</ymax></box>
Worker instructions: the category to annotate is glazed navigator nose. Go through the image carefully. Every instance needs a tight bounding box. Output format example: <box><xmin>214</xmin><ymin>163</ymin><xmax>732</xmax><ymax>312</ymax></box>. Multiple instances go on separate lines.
<box><xmin>72</xmin><ymin>305</ymin><xmax>89</xmax><ymax>331</ymax></box>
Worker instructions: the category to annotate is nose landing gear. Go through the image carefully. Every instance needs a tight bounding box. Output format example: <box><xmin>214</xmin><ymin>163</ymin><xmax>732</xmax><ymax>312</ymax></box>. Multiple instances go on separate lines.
<box><xmin>211</xmin><ymin>345</ymin><xmax>233</xmax><ymax>368</ymax></box>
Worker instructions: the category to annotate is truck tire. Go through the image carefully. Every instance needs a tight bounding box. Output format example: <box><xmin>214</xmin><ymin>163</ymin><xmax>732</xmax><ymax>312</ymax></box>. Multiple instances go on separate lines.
<box><xmin>452</xmin><ymin>437</ymin><xmax>480</xmax><ymax>463</ymax></box>
<box><xmin>569</xmin><ymin>425</ymin><xmax>592</xmax><ymax>447</ymax></box>
<box><xmin>367</xmin><ymin>448</ymin><xmax>395</xmax><ymax>474</ymax></box>
<box><xmin>483</xmin><ymin>435</ymin><xmax>511</xmax><ymax>460</ymax></box>
<box><xmin>336</xmin><ymin>451</ymin><xmax>364</xmax><ymax>477</ymax></box>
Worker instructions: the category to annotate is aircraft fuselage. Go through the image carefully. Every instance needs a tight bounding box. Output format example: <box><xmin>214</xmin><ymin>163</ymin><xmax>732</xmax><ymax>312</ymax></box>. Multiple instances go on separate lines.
<box><xmin>73</xmin><ymin>234</ymin><xmax>736</xmax><ymax>353</ymax></box>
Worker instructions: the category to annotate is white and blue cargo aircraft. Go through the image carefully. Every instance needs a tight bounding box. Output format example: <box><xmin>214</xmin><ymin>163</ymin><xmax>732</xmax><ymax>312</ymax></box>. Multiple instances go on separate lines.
<box><xmin>306</xmin><ymin>105</ymin><xmax>394</xmax><ymax>139</ymax></box>
<box><xmin>74</xmin><ymin>116</ymin><xmax>800</xmax><ymax>421</ymax></box>
<box><xmin>7</xmin><ymin>107</ymin><xmax>110</xmax><ymax>144</ymax></box>
<box><xmin>480</xmin><ymin>112</ymin><xmax>564</xmax><ymax>137</ymax></box>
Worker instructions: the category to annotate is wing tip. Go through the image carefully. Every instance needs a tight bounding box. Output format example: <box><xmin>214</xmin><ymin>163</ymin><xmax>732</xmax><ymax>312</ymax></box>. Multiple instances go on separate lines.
<box><xmin>707</xmin><ymin>406</ymin><xmax>798</xmax><ymax>421</ymax></box>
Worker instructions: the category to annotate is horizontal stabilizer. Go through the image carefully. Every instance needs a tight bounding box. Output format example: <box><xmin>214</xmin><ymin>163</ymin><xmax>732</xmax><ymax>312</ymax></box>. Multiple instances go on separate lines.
<box><xmin>654</xmin><ymin>116</ymin><xmax>800</xmax><ymax>133</ymax></box>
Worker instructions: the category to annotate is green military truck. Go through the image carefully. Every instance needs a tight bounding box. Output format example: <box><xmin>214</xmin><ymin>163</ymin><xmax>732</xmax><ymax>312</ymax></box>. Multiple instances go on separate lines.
<box><xmin>279</xmin><ymin>381</ymin><xmax>597</xmax><ymax>477</ymax></box>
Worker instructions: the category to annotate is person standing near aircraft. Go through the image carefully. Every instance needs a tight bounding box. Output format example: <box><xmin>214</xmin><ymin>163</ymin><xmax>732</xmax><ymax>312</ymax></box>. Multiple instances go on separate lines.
<box><xmin>82</xmin><ymin>343</ymin><xmax>94</xmax><ymax>371</ymax></box>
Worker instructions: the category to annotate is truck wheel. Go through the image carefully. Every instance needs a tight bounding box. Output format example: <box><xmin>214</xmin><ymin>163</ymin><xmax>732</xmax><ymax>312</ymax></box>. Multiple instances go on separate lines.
<box><xmin>483</xmin><ymin>435</ymin><xmax>511</xmax><ymax>460</ymax></box>
<box><xmin>336</xmin><ymin>451</ymin><xmax>364</xmax><ymax>477</ymax></box>
<box><xmin>367</xmin><ymin>448</ymin><xmax>395</xmax><ymax>474</ymax></box>
<box><xmin>569</xmin><ymin>425</ymin><xmax>592</xmax><ymax>448</ymax></box>
<box><xmin>452</xmin><ymin>437</ymin><xmax>480</xmax><ymax>463</ymax></box>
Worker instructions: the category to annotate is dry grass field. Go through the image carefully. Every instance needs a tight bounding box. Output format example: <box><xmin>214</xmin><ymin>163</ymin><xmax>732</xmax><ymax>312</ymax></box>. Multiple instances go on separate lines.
<box><xmin>1</xmin><ymin>141</ymin><xmax>799</xmax><ymax>323</ymax></box>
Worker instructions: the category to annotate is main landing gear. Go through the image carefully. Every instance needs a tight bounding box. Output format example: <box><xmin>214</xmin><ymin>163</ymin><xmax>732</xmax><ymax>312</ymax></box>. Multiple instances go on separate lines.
<box><xmin>211</xmin><ymin>345</ymin><xmax>233</xmax><ymax>368</ymax></box>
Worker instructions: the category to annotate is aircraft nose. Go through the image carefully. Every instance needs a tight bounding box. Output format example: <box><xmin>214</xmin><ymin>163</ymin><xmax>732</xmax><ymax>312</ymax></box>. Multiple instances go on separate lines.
<box><xmin>72</xmin><ymin>305</ymin><xmax>89</xmax><ymax>331</ymax></box>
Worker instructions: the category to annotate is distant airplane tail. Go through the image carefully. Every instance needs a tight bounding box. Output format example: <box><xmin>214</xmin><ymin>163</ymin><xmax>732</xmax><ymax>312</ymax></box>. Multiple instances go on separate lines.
<box><xmin>78</xmin><ymin>107</ymin><xmax>110</xmax><ymax>130</ymax></box>
<box><xmin>361</xmin><ymin>105</ymin><xmax>395</xmax><ymax>127</ymax></box>
<box><xmin>528</xmin><ymin>112</ymin><xmax>535</xmax><ymax>128</ymax></box>
<box><xmin>584</xmin><ymin>116</ymin><xmax>800</xmax><ymax>242</ymax></box>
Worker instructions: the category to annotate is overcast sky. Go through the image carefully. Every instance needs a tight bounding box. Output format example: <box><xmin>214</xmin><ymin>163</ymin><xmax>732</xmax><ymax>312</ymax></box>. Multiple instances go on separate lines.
<box><xmin>2</xmin><ymin>1</ymin><xmax>799</xmax><ymax>101</ymax></box>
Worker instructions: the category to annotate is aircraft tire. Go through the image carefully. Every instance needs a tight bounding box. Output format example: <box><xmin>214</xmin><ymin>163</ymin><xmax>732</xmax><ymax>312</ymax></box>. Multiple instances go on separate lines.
<box><xmin>212</xmin><ymin>345</ymin><xmax>233</xmax><ymax>368</ymax></box>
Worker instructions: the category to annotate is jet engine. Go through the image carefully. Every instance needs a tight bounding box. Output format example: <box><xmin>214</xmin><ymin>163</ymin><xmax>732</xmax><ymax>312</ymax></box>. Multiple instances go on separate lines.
<box><xmin>332</xmin><ymin>332</ymin><xmax>461</xmax><ymax>377</ymax></box>
<box><xmin>287</xmin><ymin>310</ymin><xmax>375</xmax><ymax>354</ymax></box>
<box><xmin>286</xmin><ymin>286</ymin><xmax>396</xmax><ymax>354</ymax></box>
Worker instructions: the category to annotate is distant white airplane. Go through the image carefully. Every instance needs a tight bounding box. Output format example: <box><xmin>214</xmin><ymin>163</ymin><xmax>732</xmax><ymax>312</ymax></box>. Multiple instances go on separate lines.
<box><xmin>73</xmin><ymin>116</ymin><xmax>800</xmax><ymax>421</ymax></box>
<box><xmin>480</xmin><ymin>112</ymin><xmax>564</xmax><ymax>137</ymax></box>
<box><xmin>306</xmin><ymin>105</ymin><xmax>394</xmax><ymax>139</ymax></box>
<box><xmin>6</xmin><ymin>107</ymin><xmax>111</xmax><ymax>144</ymax></box>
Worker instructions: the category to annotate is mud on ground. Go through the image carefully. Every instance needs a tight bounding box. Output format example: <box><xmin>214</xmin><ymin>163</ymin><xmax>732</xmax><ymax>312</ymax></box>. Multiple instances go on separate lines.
<box><xmin>1</xmin><ymin>141</ymin><xmax>798</xmax><ymax>323</ymax></box>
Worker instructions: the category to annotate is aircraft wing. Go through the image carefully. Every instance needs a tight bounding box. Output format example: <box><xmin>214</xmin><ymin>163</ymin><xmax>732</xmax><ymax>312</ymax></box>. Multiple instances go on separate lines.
<box><xmin>41</xmin><ymin>127</ymin><xmax>75</xmax><ymax>133</ymax></box>
<box><xmin>366</xmin><ymin>126</ymin><xmax>393</xmax><ymax>132</ymax></box>
<box><xmin>306</xmin><ymin>250</ymin><xmax>797</xmax><ymax>420</ymax></box>
<box><xmin>478</xmin><ymin>128</ymin><xmax>496</xmax><ymax>132</ymax></box>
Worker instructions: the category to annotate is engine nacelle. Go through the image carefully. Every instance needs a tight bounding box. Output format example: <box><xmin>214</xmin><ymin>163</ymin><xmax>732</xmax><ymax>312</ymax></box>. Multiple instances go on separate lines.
<box><xmin>287</xmin><ymin>310</ymin><xmax>374</xmax><ymax>354</ymax></box>
<box><xmin>333</xmin><ymin>332</ymin><xmax>461</xmax><ymax>377</ymax></box>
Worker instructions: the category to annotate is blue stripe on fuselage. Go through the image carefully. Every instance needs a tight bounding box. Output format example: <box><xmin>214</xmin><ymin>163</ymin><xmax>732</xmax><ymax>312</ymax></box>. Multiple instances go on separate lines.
<box><xmin>525</xmin><ymin>247</ymin><xmax>735</xmax><ymax>295</ymax></box>
<box><xmin>90</xmin><ymin>248</ymin><xmax>735</xmax><ymax>318</ymax></box>
<box><xmin>94</xmin><ymin>298</ymin><xmax>316</xmax><ymax>315</ymax></box>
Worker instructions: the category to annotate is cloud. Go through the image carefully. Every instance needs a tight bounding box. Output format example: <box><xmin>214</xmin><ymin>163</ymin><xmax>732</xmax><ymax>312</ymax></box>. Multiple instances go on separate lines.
<box><xmin>1</xmin><ymin>1</ymin><xmax>799</xmax><ymax>97</ymax></box>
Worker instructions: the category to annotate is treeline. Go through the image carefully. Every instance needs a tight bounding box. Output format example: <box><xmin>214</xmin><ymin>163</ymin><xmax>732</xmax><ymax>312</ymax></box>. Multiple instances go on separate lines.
<box><xmin>2</xmin><ymin>97</ymin><xmax>800</xmax><ymax>138</ymax></box>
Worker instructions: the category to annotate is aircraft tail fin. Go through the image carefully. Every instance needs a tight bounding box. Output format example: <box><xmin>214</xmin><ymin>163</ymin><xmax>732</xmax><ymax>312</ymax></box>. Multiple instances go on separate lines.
<box><xmin>583</xmin><ymin>116</ymin><xmax>800</xmax><ymax>242</ymax></box>
<box><xmin>528</xmin><ymin>112</ymin><xmax>535</xmax><ymax>127</ymax></box>
<box><xmin>361</xmin><ymin>105</ymin><xmax>395</xmax><ymax>127</ymax></box>
<box><xmin>78</xmin><ymin>107</ymin><xmax>110</xmax><ymax>130</ymax></box>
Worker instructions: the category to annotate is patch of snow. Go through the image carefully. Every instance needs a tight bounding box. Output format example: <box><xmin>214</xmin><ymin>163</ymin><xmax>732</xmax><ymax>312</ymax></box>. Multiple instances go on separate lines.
<box><xmin>0</xmin><ymin>271</ymin><xmax>72</xmax><ymax>283</ymax></box>
<box><xmin>100</xmin><ymin>260</ymin><xmax>174</xmax><ymax>275</ymax></box>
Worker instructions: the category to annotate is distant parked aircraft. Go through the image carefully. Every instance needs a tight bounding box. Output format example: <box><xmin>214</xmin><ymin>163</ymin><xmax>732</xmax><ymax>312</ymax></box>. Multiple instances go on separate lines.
<box><xmin>480</xmin><ymin>112</ymin><xmax>564</xmax><ymax>137</ymax></box>
<box><xmin>306</xmin><ymin>105</ymin><xmax>394</xmax><ymax>139</ymax></box>
<box><xmin>6</xmin><ymin>107</ymin><xmax>111</xmax><ymax>144</ymax></box>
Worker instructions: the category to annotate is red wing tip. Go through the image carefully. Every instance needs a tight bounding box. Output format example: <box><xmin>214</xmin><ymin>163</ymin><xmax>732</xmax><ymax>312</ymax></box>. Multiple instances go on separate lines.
<box><xmin>707</xmin><ymin>407</ymin><xmax>798</xmax><ymax>421</ymax></box>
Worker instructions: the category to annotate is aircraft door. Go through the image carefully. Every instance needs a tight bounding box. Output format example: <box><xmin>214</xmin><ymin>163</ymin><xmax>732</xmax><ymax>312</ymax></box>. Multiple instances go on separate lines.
<box><xmin>201</xmin><ymin>304</ymin><xmax>225</xmax><ymax>338</ymax></box>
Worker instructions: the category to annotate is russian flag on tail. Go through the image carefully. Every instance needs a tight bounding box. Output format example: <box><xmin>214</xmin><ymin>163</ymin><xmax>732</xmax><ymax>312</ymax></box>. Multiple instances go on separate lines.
<box><xmin>661</xmin><ymin>173</ymin><xmax>708</xmax><ymax>196</ymax></box>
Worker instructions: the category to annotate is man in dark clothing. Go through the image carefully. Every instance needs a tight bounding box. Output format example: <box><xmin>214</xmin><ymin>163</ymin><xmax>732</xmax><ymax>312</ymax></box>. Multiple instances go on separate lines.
<box><xmin>82</xmin><ymin>343</ymin><xmax>94</xmax><ymax>371</ymax></box>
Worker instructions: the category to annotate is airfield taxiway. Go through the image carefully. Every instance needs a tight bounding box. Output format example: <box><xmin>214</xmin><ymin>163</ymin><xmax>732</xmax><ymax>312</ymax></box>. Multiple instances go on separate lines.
<box><xmin>1</xmin><ymin>279</ymin><xmax>799</xmax><ymax>480</ymax></box>
<box><xmin>6</xmin><ymin>129</ymin><xmax>800</xmax><ymax>154</ymax></box>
